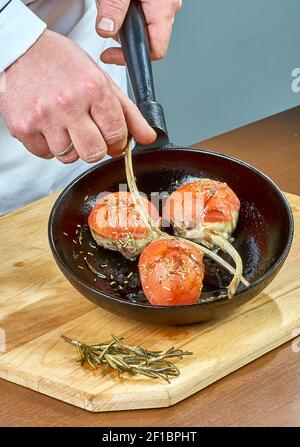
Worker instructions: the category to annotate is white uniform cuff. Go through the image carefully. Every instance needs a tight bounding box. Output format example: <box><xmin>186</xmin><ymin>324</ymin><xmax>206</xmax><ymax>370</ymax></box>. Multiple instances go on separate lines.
<box><xmin>0</xmin><ymin>0</ymin><xmax>47</xmax><ymax>73</ymax></box>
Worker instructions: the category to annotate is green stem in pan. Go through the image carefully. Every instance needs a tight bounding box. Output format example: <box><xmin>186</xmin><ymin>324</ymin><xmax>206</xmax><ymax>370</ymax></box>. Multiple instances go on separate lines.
<box><xmin>124</xmin><ymin>139</ymin><xmax>249</xmax><ymax>298</ymax></box>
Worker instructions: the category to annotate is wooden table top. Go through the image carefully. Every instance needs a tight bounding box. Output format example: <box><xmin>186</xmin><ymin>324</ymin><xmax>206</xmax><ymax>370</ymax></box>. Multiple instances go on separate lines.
<box><xmin>1</xmin><ymin>106</ymin><xmax>300</xmax><ymax>427</ymax></box>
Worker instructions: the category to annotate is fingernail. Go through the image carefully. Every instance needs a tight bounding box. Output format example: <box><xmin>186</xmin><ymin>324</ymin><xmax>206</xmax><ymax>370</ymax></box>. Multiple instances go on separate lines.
<box><xmin>97</xmin><ymin>17</ymin><xmax>115</xmax><ymax>32</ymax></box>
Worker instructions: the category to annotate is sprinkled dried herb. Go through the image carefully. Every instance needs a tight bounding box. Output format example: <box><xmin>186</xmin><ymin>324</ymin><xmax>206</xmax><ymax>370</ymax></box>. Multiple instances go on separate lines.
<box><xmin>62</xmin><ymin>334</ymin><xmax>192</xmax><ymax>382</ymax></box>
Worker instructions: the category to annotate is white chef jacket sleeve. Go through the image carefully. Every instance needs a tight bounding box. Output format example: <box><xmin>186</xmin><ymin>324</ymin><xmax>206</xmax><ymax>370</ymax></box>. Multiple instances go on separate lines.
<box><xmin>0</xmin><ymin>0</ymin><xmax>47</xmax><ymax>73</ymax></box>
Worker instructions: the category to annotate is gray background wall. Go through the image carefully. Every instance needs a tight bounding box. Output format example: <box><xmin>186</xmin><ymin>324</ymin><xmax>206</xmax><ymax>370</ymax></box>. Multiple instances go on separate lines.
<box><xmin>150</xmin><ymin>0</ymin><xmax>300</xmax><ymax>146</ymax></box>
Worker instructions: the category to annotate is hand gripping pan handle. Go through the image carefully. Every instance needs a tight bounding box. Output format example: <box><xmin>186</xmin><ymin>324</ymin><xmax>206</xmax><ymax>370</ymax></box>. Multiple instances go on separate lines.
<box><xmin>119</xmin><ymin>0</ymin><xmax>169</xmax><ymax>147</ymax></box>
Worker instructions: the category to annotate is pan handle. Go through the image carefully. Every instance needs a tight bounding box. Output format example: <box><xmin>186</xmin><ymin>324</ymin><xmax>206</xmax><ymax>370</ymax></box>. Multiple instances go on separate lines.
<box><xmin>119</xmin><ymin>0</ymin><xmax>169</xmax><ymax>146</ymax></box>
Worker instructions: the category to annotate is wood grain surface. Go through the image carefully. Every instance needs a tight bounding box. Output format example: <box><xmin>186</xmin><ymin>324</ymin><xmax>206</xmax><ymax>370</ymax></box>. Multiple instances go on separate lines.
<box><xmin>0</xmin><ymin>189</ymin><xmax>299</xmax><ymax>412</ymax></box>
<box><xmin>0</xmin><ymin>107</ymin><xmax>300</xmax><ymax>426</ymax></box>
<box><xmin>0</xmin><ymin>191</ymin><xmax>300</xmax><ymax>411</ymax></box>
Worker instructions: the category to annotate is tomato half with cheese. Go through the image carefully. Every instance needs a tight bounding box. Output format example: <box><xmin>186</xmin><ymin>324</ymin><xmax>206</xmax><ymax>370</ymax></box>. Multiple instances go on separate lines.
<box><xmin>88</xmin><ymin>191</ymin><xmax>160</xmax><ymax>260</ymax></box>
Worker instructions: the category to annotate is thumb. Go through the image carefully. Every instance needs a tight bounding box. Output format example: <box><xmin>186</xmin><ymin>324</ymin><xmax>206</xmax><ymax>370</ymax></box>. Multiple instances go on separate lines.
<box><xmin>96</xmin><ymin>0</ymin><xmax>130</xmax><ymax>37</ymax></box>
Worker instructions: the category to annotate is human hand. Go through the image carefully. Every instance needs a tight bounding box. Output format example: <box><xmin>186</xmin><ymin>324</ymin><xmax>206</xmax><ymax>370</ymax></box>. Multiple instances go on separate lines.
<box><xmin>0</xmin><ymin>29</ymin><xmax>156</xmax><ymax>164</ymax></box>
<box><xmin>96</xmin><ymin>0</ymin><xmax>182</xmax><ymax>65</ymax></box>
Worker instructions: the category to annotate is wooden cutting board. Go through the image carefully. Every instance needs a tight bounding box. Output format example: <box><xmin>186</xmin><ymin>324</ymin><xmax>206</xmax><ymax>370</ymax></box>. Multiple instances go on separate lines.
<box><xmin>0</xmin><ymin>192</ymin><xmax>299</xmax><ymax>412</ymax></box>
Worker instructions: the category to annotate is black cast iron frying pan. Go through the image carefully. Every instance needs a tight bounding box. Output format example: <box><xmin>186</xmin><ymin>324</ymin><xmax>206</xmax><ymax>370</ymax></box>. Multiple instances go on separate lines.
<box><xmin>48</xmin><ymin>1</ymin><xmax>293</xmax><ymax>325</ymax></box>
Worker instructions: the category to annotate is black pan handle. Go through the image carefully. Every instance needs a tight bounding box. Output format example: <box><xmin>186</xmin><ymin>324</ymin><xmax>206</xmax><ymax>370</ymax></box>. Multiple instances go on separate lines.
<box><xmin>119</xmin><ymin>0</ymin><xmax>169</xmax><ymax>146</ymax></box>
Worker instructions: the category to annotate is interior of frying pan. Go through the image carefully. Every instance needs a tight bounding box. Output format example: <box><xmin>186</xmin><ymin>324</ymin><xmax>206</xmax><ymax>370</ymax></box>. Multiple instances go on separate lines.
<box><xmin>49</xmin><ymin>2</ymin><xmax>293</xmax><ymax>324</ymax></box>
<box><xmin>49</xmin><ymin>147</ymin><xmax>293</xmax><ymax>309</ymax></box>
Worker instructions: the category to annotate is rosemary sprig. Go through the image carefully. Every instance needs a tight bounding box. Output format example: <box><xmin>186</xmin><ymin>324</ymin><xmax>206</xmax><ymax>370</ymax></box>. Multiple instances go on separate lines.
<box><xmin>61</xmin><ymin>334</ymin><xmax>192</xmax><ymax>383</ymax></box>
